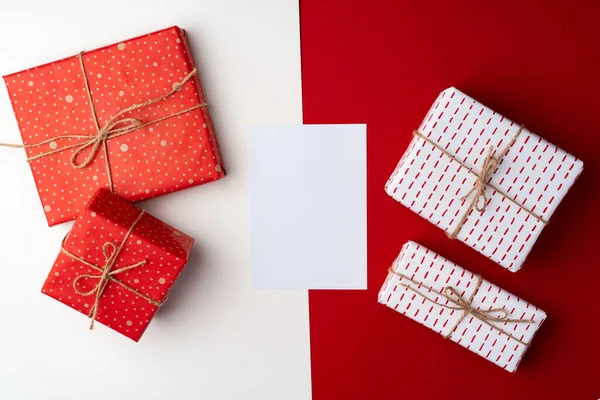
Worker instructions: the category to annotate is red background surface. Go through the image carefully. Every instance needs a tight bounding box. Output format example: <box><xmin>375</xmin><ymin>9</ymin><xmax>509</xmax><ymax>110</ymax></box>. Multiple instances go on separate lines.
<box><xmin>301</xmin><ymin>1</ymin><xmax>600</xmax><ymax>399</ymax></box>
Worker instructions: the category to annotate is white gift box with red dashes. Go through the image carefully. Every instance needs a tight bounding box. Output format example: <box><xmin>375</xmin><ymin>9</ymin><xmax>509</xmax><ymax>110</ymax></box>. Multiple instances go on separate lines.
<box><xmin>385</xmin><ymin>87</ymin><xmax>583</xmax><ymax>272</ymax></box>
<box><xmin>378</xmin><ymin>241</ymin><xmax>546</xmax><ymax>372</ymax></box>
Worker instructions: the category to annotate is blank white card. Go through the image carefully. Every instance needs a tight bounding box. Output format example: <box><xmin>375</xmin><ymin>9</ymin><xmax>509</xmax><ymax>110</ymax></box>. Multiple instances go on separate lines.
<box><xmin>250</xmin><ymin>124</ymin><xmax>367</xmax><ymax>290</ymax></box>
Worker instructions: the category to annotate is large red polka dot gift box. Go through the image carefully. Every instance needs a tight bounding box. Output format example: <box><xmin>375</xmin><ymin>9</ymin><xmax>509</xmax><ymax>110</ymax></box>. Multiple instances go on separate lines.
<box><xmin>42</xmin><ymin>188</ymin><xmax>194</xmax><ymax>342</ymax></box>
<box><xmin>378</xmin><ymin>241</ymin><xmax>546</xmax><ymax>373</ymax></box>
<box><xmin>385</xmin><ymin>88</ymin><xmax>583</xmax><ymax>272</ymax></box>
<box><xmin>2</xmin><ymin>26</ymin><xmax>225</xmax><ymax>226</ymax></box>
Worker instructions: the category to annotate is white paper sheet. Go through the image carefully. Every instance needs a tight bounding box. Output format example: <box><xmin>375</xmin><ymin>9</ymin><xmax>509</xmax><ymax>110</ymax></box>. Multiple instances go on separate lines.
<box><xmin>250</xmin><ymin>124</ymin><xmax>367</xmax><ymax>290</ymax></box>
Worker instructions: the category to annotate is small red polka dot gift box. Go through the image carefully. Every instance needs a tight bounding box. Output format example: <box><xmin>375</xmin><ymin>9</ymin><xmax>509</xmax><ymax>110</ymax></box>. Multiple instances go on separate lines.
<box><xmin>42</xmin><ymin>188</ymin><xmax>194</xmax><ymax>341</ymax></box>
<box><xmin>378</xmin><ymin>241</ymin><xmax>546</xmax><ymax>372</ymax></box>
<box><xmin>2</xmin><ymin>26</ymin><xmax>225</xmax><ymax>226</ymax></box>
<box><xmin>385</xmin><ymin>88</ymin><xmax>583</xmax><ymax>272</ymax></box>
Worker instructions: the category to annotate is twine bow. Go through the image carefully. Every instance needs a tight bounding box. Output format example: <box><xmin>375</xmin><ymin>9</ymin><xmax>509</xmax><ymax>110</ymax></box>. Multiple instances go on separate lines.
<box><xmin>1</xmin><ymin>52</ymin><xmax>207</xmax><ymax>193</ymax></box>
<box><xmin>60</xmin><ymin>210</ymin><xmax>163</xmax><ymax>330</ymax></box>
<box><xmin>70</xmin><ymin>117</ymin><xmax>144</xmax><ymax>170</ymax></box>
<box><xmin>389</xmin><ymin>268</ymin><xmax>535</xmax><ymax>346</ymax></box>
<box><xmin>412</xmin><ymin>128</ymin><xmax>548</xmax><ymax>240</ymax></box>
<box><xmin>459</xmin><ymin>146</ymin><xmax>498</xmax><ymax>214</ymax></box>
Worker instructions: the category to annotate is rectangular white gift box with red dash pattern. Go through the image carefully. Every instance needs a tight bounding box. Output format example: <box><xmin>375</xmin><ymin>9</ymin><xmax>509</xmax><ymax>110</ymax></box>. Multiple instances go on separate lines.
<box><xmin>378</xmin><ymin>241</ymin><xmax>546</xmax><ymax>372</ymax></box>
<box><xmin>385</xmin><ymin>87</ymin><xmax>583</xmax><ymax>272</ymax></box>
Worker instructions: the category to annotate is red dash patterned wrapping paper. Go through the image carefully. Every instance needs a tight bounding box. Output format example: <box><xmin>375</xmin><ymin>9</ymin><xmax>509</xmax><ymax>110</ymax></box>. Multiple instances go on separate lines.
<box><xmin>3</xmin><ymin>26</ymin><xmax>225</xmax><ymax>226</ymax></box>
<box><xmin>42</xmin><ymin>188</ymin><xmax>194</xmax><ymax>341</ymax></box>
<box><xmin>385</xmin><ymin>87</ymin><xmax>583</xmax><ymax>272</ymax></box>
<box><xmin>378</xmin><ymin>241</ymin><xmax>546</xmax><ymax>372</ymax></box>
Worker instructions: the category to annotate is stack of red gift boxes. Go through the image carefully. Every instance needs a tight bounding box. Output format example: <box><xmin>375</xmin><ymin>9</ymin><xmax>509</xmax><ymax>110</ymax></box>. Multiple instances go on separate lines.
<box><xmin>2</xmin><ymin>26</ymin><xmax>224</xmax><ymax>341</ymax></box>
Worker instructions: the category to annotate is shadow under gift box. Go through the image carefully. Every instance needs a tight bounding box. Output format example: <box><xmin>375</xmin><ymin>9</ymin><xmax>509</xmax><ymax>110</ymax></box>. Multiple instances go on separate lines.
<box><xmin>378</xmin><ymin>241</ymin><xmax>546</xmax><ymax>373</ymax></box>
<box><xmin>385</xmin><ymin>87</ymin><xmax>583</xmax><ymax>272</ymax></box>
<box><xmin>2</xmin><ymin>25</ymin><xmax>225</xmax><ymax>226</ymax></box>
<box><xmin>42</xmin><ymin>188</ymin><xmax>194</xmax><ymax>342</ymax></box>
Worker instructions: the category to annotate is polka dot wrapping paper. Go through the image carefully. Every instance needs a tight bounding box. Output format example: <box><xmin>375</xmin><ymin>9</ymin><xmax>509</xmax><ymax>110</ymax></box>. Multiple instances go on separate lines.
<box><xmin>2</xmin><ymin>26</ymin><xmax>225</xmax><ymax>226</ymax></box>
<box><xmin>385</xmin><ymin>87</ymin><xmax>583</xmax><ymax>272</ymax></box>
<box><xmin>42</xmin><ymin>188</ymin><xmax>195</xmax><ymax>342</ymax></box>
<box><xmin>378</xmin><ymin>241</ymin><xmax>546</xmax><ymax>372</ymax></box>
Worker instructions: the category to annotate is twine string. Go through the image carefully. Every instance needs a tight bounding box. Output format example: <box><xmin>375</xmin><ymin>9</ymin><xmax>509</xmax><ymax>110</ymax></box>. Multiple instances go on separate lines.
<box><xmin>459</xmin><ymin>146</ymin><xmax>498</xmax><ymax>213</ymax></box>
<box><xmin>411</xmin><ymin>128</ymin><xmax>547</xmax><ymax>239</ymax></box>
<box><xmin>388</xmin><ymin>268</ymin><xmax>535</xmax><ymax>346</ymax></box>
<box><xmin>60</xmin><ymin>210</ymin><xmax>163</xmax><ymax>330</ymax></box>
<box><xmin>0</xmin><ymin>52</ymin><xmax>207</xmax><ymax>193</ymax></box>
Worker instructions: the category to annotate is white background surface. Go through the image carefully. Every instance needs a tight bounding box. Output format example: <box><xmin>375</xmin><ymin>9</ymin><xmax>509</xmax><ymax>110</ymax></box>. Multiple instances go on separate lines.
<box><xmin>250</xmin><ymin>124</ymin><xmax>366</xmax><ymax>290</ymax></box>
<box><xmin>0</xmin><ymin>1</ymin><xmax>310</xmax><ymax>399</ymax></box>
